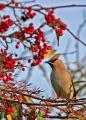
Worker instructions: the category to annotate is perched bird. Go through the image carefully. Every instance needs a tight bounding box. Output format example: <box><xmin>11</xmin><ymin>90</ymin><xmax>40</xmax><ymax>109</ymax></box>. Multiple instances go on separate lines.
<box><xmin>46</xmin><ymin>54</ymin><xmax>75</xmax><ymax>99</ymax></box>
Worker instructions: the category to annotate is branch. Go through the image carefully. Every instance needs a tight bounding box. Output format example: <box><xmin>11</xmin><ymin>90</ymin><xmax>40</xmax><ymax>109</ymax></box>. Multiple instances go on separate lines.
<box><xmin>33</xmin><ymin>4</ymin><xmax>86</xmax><ymax>11</ymax></box>
<box><xmin>6</xmin><ymin>4</ymin><xmax>86</xmax><ymax>11</ymax></box>
<box><xmin>67</xmin><ymin>28</ymin><xmax>86</xmax><ymax>46</ymax></box>
<box><xmin>0</xmin><ymin>87</ymin><xmax>86</xmax><ymax>103</ymax></box>
<box><xmin>44</xmin><ymin>115</ymin><xmax>78</xmax><ymax>119</ymax></box>
<box><xmin>2</xmin><ymin>98</ymin><xmax>86</xmax><ymax>107</ymax></box>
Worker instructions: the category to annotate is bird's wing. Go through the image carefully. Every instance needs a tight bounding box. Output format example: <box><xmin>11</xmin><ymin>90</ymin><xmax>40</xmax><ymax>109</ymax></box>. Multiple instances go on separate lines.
<box><xmin>67</xmin><ymin>70</ymin><xmax>76</xmax><ymax>97</ymax></box>
<box><xmin>51</xmin><ymin>70</ymin><xmax>67</xmax><ymax>98</ymax></box>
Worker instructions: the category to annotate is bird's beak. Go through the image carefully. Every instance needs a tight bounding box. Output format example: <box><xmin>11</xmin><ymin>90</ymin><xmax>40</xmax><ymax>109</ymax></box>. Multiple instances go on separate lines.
<box><xmin>45</xmin><ymin>61</ymin><xmax>52</xmax><ymax>65</ymax></box>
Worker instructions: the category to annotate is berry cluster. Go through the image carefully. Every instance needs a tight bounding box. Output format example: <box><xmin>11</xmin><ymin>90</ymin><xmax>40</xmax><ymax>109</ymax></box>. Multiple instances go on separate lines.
<box><xmin>0</xmin><ymin>18</ymin><xmax>14</xmax><ymax>33</ymax></box>
<box><xmin>21</xmin><ymin>6</ymin><xmax>36</xmax><ymax>21</ymax></box>
<box><xmin>0</xmin><ymin>50</ymin><xmax>15</xmax><ymax>72</ymax></box>
<box><xmin>23</xmin><ymin>23</ymin><xmax>35</xmax><ymax>35</ymax></box>
<box><xmin>14</xmin><ymin>23</ymin><xmax>35</xmax><ymax>42</ymax></box>
<box><xmin>13</xmin><ymin>24</ymin><xmax>51</xmax><ymax>66</ymax></box>
<box><xmin>0</xmin><ymin>50</ymin><xmax>15</xmax><ymax>82</ymax></box>
<box><xmin>26</xmin><ymin>6</ymin><xmax>36</xmax><ymax>19</ymax></box>
<box><xmin>2</xmin><ymin>55</ymin><xmax>15</xmax><ymax>71</ymax></box>
<box><xmin>56</xmin><ymin>18</ymin><xmax>67</xmax><ymax>30</ymax></box>
<box><xmin>54</xmin><ymin>18</ymin><xmax>67</xmax><ymax>37</ymax></box>
<box><xmin>31</xmin><ymin>29</ymin><xmax>51</xmax><ymax>66</ymax></box>
<box><xmin>45</xmin><ymin>9</ymin><xmax>67</xmax><ymax>38</ymax></box>
<box><xmin>0</xmin><ymin>49</ymin><xmax>26</xmax><ymax>82</ymax></box>
<box><xmin>45</xmin><ymin>9</ymin><xmax>56</xmax><ymax>25</ymax></box>
<box><xmin>14</xmin><ymin>23</ymin><xmax>34</xmax><ymax>49</ymax></box>
<box><xmin>0</xmin><ymin>72</ymin><xmax>13</xmax><ymax>82</ymax></box>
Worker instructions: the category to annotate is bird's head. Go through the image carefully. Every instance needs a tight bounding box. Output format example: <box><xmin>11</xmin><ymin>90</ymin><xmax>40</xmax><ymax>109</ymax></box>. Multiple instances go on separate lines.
<box><xmin>46</xmin><ymin>54</ymin><xmax>65</xmax><ymax>69</ymax></box>
<box><xmin>46</xmin><ymin>54</ymin><xmax>60</xmax><ymax>67</ymax></box>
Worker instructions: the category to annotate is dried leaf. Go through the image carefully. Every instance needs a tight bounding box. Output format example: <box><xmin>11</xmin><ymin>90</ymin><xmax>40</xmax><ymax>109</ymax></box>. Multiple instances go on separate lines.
<box><xmin>0</xmin><ymin>54</ymin><xmax>6</xmax><ymax>72</ymax></box>
<box><xmin>23</xmin><ymin>96</ymin><xmax>33</xmax><ymax>103</ymax></box>
<box><xmin>7</xmin><ymin>114</ymin><xmax>12</xmax><ymax>120</ymax></box>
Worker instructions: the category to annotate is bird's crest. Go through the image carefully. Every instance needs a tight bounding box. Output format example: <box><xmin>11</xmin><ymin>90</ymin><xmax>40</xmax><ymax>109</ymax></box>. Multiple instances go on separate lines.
<box><xmin>49</xmin><ymin>54</ymin><xmax>60</xmax><ymax>62</ymax></box>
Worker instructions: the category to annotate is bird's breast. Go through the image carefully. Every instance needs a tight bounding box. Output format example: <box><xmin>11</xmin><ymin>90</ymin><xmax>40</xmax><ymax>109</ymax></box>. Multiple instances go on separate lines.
<box><xmin>50</xmin><ymin>70</ymin><xmax>65</xmax><ymax>97</ymax></box>
<box><xmin>51</xmin><ymin>69</ymin><xmax>61</xmax><ymax>86</ymax></box>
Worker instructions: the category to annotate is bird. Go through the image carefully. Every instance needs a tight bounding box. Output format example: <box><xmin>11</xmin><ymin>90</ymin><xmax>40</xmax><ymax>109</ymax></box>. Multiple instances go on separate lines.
<box><xmin>46</xmin><ymin>54</ymin><xmax>75</xmax><ymax>99</ymax></box>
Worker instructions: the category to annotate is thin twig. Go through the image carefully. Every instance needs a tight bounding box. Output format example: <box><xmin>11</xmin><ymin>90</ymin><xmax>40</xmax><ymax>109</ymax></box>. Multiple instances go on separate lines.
<box><xmin>67</xmin><ymin>28</ymin><xmax>86</xmax><ymax>46</ymax></box>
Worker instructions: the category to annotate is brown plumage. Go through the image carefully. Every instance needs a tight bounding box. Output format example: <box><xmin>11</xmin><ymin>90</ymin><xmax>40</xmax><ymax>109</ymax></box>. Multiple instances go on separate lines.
<box><xmin>47</xmin><ymin>54</ymin><xmax>75</xmax><ymax>99</ymax></box>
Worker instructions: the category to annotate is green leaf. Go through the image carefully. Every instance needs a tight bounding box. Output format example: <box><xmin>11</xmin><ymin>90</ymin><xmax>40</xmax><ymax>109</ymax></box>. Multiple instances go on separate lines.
<box><xmin>13</xmin><ymin>107</ymin><xmax>18</xmax><ymax>117</ymax></box>
<box><xmin>37</xmin><ymin>113</ymin><xmax>43</xmax><ymax>120</ymax></box>
<box><xmin>0</xmin><ymin>97</ymin><xmax>2</xmax><ymax>100</ymax></box>
<box><xmin>27</xmin><ymin>110</ymin><xmax>36</xmax><ymax>120</ymax></box>
<box><xmin>12</xmin><ymin>104</ymin><xmax>22</xmax><ymax>119</ymax></box>
<box><xmin>0</xmin><ymin>112</ymin><xmax>4</xmax><ymax>119</ymax></box>
<box><xmin>17</xmin><ymin>106</ymin><xmax>22</xmax><ymax>118</ymax></box>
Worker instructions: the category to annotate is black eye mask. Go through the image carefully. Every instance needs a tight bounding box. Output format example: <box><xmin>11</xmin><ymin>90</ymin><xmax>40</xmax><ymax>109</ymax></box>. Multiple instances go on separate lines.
<box><xmin>50</xmin><ymin>58</ymin><xmax>57</xmax><ymax>63</ymax></box>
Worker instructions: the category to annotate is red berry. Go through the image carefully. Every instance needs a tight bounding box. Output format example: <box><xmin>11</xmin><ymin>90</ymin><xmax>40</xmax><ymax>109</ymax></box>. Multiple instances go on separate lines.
<box><xmin>3</xmin><ymin>15</ymin><xmax>9</xmax><ymax>19</ymax></box>
<box><xmin>56</xmin><ymin>28</ymin><xmax>63</xmax><ymax>36</ymax></box>
<box><xmin>7</xmin><ymin>107</ymin><xmax>13</xmax><ymax>113</ymax></box>
<box><xmin>31</xmin><ymin>62</ymin><xmax>36</xmax><ymax>66</ymax></box>
<box><xmin>15</xmin><ymin>44</ymin><xmax>19</xmax><ymax>49</ymax></box>
<box><xmin>60</xmin><ymin>23</ymin><xmax>67</xmax><ymax>30</ymax></box>
<box><xmin>34</xmin><ymin>46</ymin><xmax>39</xmax><ymax>51</ymax></box>
<box><xmin>47</xmin><ymin>45</ymin><xmax>52</xmax><ymax>50</ymax></box>
<box><xmin>11</xmin><ymin>0</ymin><xmax>15</xmax><ymax>3</ymax></box>
<box><xmin>0</xmin><ymin>3</ymin><xmax>6</xmax><ymax>10</ymax></box>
